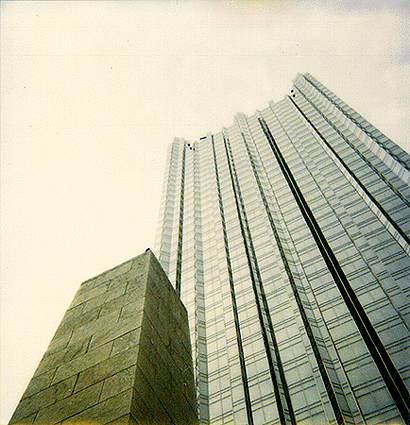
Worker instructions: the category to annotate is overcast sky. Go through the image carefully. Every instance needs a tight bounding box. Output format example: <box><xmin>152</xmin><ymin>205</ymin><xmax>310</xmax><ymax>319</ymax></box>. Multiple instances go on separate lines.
<box><xmin>1</xmin><ymin>0</ymin><xmax>409</xmax><ymax>422</ymax></box>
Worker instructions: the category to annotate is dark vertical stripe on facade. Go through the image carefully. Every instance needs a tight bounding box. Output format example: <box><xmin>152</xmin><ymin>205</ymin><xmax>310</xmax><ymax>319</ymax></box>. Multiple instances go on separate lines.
<box><xmin>288</xmin><ymin>96</ymin><xmax>410</xmax><ymax>248</ymax></box>
<box><xmin>211</xmin><ymin>135</ymin><xmax>254</xmax><ymax>425</ymax></box>
<box><xmin>222</xmin><ymin>133</ymin><xmax>296</xmax><ymax>425</ymax></box>
<box><xmin>175</xmin><ymin>145</ymin><xmax>186</xmax><ymax>296</ymax></box>
<box><xmin>239</xmin><ymin>129</ymin><xmax>347</xmax><ymax>424</ymax></box>
<box><xmin>258</xmin><ymin>116</ymin><xmax>410</xmax><ymax>424</ymax></box>
<box><xmin>302</xmin><ymin>74</ymin><xmax>410</xmax><ymax>172</ymax></box>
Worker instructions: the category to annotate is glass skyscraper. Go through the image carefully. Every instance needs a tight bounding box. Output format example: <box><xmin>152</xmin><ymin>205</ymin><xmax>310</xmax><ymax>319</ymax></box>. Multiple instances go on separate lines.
<box><xmin>154</xmin><ymin>73</ymin><xmax>410</xmax><ymax>425</ymax></box>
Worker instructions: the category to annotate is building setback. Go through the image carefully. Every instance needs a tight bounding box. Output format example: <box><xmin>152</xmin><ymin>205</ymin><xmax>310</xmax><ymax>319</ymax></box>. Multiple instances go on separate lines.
<box><xmin>155</xmin><ymin>73</ymin><xmax>410</xmax><ymax>425</ymax></box>
<box><xmin>9</xmin><ymin>249</ymin><xmax>198</xmax><ymax>425</ymax></box>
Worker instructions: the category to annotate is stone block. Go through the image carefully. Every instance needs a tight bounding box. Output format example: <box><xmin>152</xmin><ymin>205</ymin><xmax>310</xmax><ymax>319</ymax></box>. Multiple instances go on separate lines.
<box><xmin>60</xmin><ymin>303</ymin><xmax>84</xmax><ymax>323</ymax></box>
<box><xmin>61</xmin><ymin>337</ymin><xmax>92</xmax><ymax>363</ymax></box>
<box><xmin>98</xmin><ymin>293</ymin><xmax>134</xmax><ymax>318</ymax></box>
<box><xmin>130</xmin><ymin>256</ymin><xmax>151</xmax><ymax>277</ymax></box>
<box><xmin>125</xmin><ymin>276</ymin><xmax>150</xmax><ymax>301</ymax></box>
<box><xmin>105</xmin><ymin>273</ymin><xmax>129</xmax><ymax>292</ymax></box>
<box><xmin>105</xmin><ymin>414</ymin><xmax>137</xmax><ymax>425</ymax></box>
<box><xmin>68</xmin><ymin>283</ymin><xmax>109</xmax><ymax>310</ymax></box>
<box><xmin>74</xmin><ymin>346</ymin><xmax>139</xmax><ymax>393</ymax></box>
<box><xmin>111</xmin><ymin>328</ymin><xmax>141</xmax><ymax>357</ymax></box>
<box><xmin>87</xmin><ymin>310</ymin><xmax>143</xmax><ymax>351</ymax></box>
<box><xmin>100</xmin><ymin>366</ymin><xmax>137</xmax><ymax>402</ymax></box>
<box><xmin>133</xmin><ymin>367</ymin><xmax>174</xmax><ymax>425</ymax></box>
<box><xmin>9</xmin><ymin>376</ymin><xmax>77</xmax><ymax>422</ymax></box>
<box><xmin>80</xmin><ymin>279</ymin><xmax>129</xmax><ymax>314</ymax></box>
<box><xmin>161</xmin><ymin>383</ymin><xmax>197</xmax><ymax>424</ymax></box>
<box><xmin>103</xmin><ymin>260</ymin><xmax>133</xmax><ymax>281</ymax></box>
<box><xmin>102</xmin><ymin>278</ymin><xmax>130</xmax><ymax>302</ymax></box>
<box><xmin>119</xmin><ymin>298</ymin><xmax>145</xmax><ymax>321</ymax></box>
<box><xmin>68</xmin><ymin>308</ymin><xmax>121</xmax><ymax>346</ymax></box>
<box><xmin>9</xmin><ymin>412</ymin><xmax>37</xmax><ymax>424</ymax></box>
<box><xmin>146</xmin><ymin>271</ymin><xmax>171</xmax><ymax>303</ymax></box>
<box><xmin>9</xmin><ymin>250</ymin><xmax>198</xmax><ymax>425</ymax></box>
<box><xmin>41</xmin><ymin>332</ymin><xmax>72</xmax><ymax>361</ymax></box>
<box><xmin>80</xmin><ymin>291</ymin><xmax>110</xmax><ymax>313</ymax></box>
<box><xmin>137</xmin><ymin>338</ymin><xmax>172</xmax><ymax>393</ymax></box>
<box><xmin>85</xmin><ymin>273</ymin><xmax>110</xmax><ymax>290</ymax></box>
<box><xmin>140</xmin><ymin>315</ymin><xmax>176</xmax><ymax>375</ymax></box>
<box><xmin>141</xmin><ymin>294</ymin><xmax>161</xmax><ymax>330</ymax></box>
<box><xmin>52</xmin><ymin>341</ymin><xmax>112</xmax><ymax>385</ymax></box>
<box><xmin>32</xmin><ymin>350</ymin><xmax>66</xmax><ymax>379</ymax></box>
<box><xmin>33</xmin><ymin>381</ymin><xmax>103</xmax><ymax>424</ymax></box>
<box><xmin>20</xmin><ymin>369</ymin><xmax>55</xmax><ymax>400</ymax></box>
<box><xmin>60</xmin><ymin>389</ymin><xmax>133</xmax><ymax>424</ymax></box>
<box><xmin>129</xmin><ymin>388</ymin><xmax>157</xmax><ymax>425</ymax></box>
<box><xmin>52</xmin><ymin>305</ymin><xmax>100</xmax><ymax>340</ymax></box>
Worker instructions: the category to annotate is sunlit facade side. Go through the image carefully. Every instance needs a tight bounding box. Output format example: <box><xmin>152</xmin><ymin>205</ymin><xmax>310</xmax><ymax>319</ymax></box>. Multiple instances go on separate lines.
<box><xmin>154</xmin><ymin>73</ymin><xmax>410</xmax><ymax>425</ymax></box>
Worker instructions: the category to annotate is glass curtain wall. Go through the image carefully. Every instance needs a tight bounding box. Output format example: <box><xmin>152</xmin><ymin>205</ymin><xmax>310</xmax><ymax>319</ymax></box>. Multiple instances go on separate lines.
<box><xmin>155</xmin><ymin>73</ymin><xmax>410</xmax><ymax>425</ymax></box>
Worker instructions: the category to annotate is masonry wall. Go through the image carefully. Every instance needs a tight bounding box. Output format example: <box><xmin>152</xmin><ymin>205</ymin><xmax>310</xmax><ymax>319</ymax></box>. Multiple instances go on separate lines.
<box><xmin>9</xmin><ymin>249</ymin><xmax>198</xmax><ymax>425</ymax></box>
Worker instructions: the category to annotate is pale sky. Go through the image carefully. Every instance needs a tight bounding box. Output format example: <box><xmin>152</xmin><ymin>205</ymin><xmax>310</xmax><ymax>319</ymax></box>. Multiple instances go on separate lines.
<box><xmin>1</xmin><ymin>1</ymin><xmax>409</xmax><ymax>423</ymax></box>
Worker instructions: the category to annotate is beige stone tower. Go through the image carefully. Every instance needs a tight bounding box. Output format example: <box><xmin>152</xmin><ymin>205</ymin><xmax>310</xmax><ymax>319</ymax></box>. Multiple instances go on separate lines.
<box><xmin>9</xmin><ymin>249</ymin><xmax>198</xmax><ymax>425</ymax></box>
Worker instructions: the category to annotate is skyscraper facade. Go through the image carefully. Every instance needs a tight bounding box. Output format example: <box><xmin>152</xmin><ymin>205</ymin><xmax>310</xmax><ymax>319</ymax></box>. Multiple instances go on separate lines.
<box><xmin>155</xmin><ymin>73</ymin><xmax>410</xmax><ymax>425</ymax></box>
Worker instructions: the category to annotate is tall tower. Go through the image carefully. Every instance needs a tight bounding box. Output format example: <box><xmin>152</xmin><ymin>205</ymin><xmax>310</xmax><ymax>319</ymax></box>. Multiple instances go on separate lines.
<box><xmin>155</xmin><ymin>73</ymin><xmax>410</xmax><ymax>425</ymax></box>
